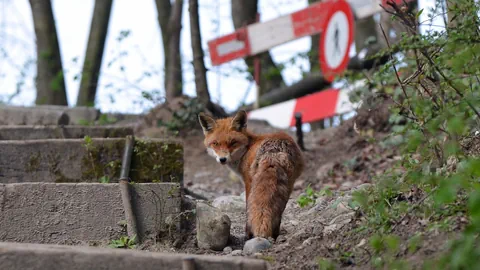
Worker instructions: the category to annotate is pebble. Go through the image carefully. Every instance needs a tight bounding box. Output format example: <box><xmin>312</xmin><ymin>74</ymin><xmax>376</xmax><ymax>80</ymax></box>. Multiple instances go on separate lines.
<box><xmin>223</xmin><ymin>246</ymin><xmax>233</xmax><ymax>254</ymax></box>
<box><xmin>231</xmin><ymin>250</ymin><xmax>243</xmax><ymax>256</ymax></box>
<box><xmin>243</xmin><ymin>237</ymin><xmax>272</xmax><ymax>254</ymax></box>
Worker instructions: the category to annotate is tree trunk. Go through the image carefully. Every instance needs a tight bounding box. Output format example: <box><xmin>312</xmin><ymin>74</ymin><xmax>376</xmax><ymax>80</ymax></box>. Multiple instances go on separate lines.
<box><xmin>446</xmin><ymin>0</ymin><xmax>457</xmax><ymax>30</ymax></box>
<box><xmin>188</xmin><ymin>0</ymin><xmax>211</xmax><ymax>108</ymax></box>
<box><xmin>29</xmin><ymin>0</ymin><xmax>68</xmax><ymax>106</ymax></box>
<box><xmin>155</xmin><ymin>0</ymin><xmax>183</xmax><ymax>101</ymax></box>
<box><xmin>166</xmin><ymin>0</ymin><xmax>184</xmax><ymax>101</ymax></box>
<box><xmin>354</xmin><ymin>17</ymin><xmax>379</xmax><ymax>53</ymax></box>
<box><xmin>231</xmin><ymin>0</ymin><xmax>285</xmax><ymax>95</ymax></box>
<box><xmin>76</xmin><ymin>0</ymin><xmax>113</xmax><ymax>107</ymax></box>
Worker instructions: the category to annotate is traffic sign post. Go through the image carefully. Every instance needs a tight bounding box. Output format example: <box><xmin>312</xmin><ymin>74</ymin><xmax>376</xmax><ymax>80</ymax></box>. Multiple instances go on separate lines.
<box><xmin>319</xmin><ymin>0</ymin><xmax>354</xmax><ymax>82</ymax></box>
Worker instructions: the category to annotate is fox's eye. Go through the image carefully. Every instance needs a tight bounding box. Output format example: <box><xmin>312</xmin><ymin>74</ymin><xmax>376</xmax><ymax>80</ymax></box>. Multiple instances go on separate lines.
<box><xmin>230</xmin><ymin>140</ymin><xmax>237</xmax><ymax>146</ymax></box>
<box><xmin>211</xmin><ymin>141</ymin><xmax>219</xmax><ymax>146</ymax></box>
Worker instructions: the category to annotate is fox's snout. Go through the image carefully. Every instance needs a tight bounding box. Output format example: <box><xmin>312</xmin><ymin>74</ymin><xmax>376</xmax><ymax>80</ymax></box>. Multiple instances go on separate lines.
<box><xmin>207</xmin><ymin>148</ymin><xmax>231</xmax><ymax>165</ymax></box>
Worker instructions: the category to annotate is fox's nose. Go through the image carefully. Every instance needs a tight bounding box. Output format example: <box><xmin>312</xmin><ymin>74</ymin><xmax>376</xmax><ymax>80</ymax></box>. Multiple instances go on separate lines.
<box><xmin>219</xmin><ymin>157</ymin><xmax>227</xmax><ymax>164</ymax></box>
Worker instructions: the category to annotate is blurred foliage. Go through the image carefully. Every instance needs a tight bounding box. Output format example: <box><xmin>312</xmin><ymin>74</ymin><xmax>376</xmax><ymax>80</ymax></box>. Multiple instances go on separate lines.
<box><xmin>344</xmin><ymin>1</ymin><xmax>480</xmax><ymax>269</ymax></box>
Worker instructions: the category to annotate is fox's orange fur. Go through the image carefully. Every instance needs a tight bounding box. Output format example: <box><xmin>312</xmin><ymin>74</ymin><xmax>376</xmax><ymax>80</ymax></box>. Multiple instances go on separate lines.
<box><xmin>198</xmin><ymin>110</ymin><xmax>304</xmax><ymax>239</ymax></box>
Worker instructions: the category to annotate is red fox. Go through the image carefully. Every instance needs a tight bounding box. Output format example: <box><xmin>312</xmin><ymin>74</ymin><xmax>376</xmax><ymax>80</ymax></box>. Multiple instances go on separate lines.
<box><xmin>198</xmin><ymin>110</ymin><xmax>304</xmax><ymax>240</ymax></box>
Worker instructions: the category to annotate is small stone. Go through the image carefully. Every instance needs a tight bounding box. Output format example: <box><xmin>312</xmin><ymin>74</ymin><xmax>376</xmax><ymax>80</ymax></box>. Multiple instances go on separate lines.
<box><xmin>223</xmin><ymin>246</ymin><xmax>233</xmax><ymax>254</ymax></box>
<box><xmin>243</xmin><ymin>237</ymin><xmax>272</xmax><ymax>254</ymax></box>
<box><xmin>240</xmin><ymin>191</ymin><xmax>246</xmax><ymax>201</ymax></box>
<box><xmin>231</xmin><ymin>250</ymin><xmax>243</xmax><ymax>256</ymax></box>
<box><xmin>289</xmin><ymin>220</ymin><xmax>299</xmax><ymax>226</ymax></box>
<box><xmin>356</xmin><ymin>239</ymin><xmax>367</xmax><ymax>247</ymax></box>
<box><xmin>196</xmin><ymin>202</ymin><xmax>231</xmax><ymax>251</ymax></box>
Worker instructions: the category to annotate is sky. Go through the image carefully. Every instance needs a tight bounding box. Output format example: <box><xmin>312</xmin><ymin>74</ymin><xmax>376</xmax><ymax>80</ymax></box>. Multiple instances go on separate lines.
<box><xmin>0</xmin><ymin>0</ymin><xmax>442</xmax><ymax>115</ymax></box>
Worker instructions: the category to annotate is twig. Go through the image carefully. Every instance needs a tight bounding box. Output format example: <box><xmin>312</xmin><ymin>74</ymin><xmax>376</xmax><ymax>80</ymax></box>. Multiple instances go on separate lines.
<box><xmin>379</xmin><ymin>24</ymin><xmax>417</xmax><ymax>120</ymax></box>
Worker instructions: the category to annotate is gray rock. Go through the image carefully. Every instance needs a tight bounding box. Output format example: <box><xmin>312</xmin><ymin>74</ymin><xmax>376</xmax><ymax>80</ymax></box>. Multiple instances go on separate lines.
<box><xmin>212</xmin><ymin>195</ymin><xmax>245</xmax><ymax>212</ymax></box>
<box><xmin>240</xmin><ymin>191</ymin><xmax>246</xmax><ymax>201</ymax></box>
<box><xmin>196</xmin><ymin>202</ymin><xmax>231</xmax><ymax>251</ymax></box>
<box><xmin>223</xmin><ymin>246</ymin><xmax>233</xmax><ymax>254</ymax></box>
<box><xmin>231</xmin><ymin>250</ymin><xmax>243</xmax><ymax>256</ymax></box>
<box><xmin>243</xmin><ymin>237</ymin><xmax>272</xmax><ymax>254</ymax></box>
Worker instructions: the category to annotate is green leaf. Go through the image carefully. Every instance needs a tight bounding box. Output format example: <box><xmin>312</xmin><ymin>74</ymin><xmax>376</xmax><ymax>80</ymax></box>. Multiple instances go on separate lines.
<box><xmin>370</xmin><ymin>234</ymin><xmax>384</xmax><ymax>254</ymax></box>
<box><xmin>447</xmin><ymin>116</ymin><xmax>465</xmax><ymax>135</ymax></box>
<box><xmin>384</xmin><ymin>234</ymin><xmax>400</xmax><ymax>253</ymax></box>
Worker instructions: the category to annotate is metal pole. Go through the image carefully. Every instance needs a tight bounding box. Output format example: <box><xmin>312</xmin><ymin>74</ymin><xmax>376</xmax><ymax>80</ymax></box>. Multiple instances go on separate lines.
<box><xmin>119</xmin><ymin>135</ymin><xmax>139</xmax><ymax>243</ymax></box>
<box><xmin>295</xmin><ymin>112</ymin><xmax>306</xmax><ymax>151</ymax></box>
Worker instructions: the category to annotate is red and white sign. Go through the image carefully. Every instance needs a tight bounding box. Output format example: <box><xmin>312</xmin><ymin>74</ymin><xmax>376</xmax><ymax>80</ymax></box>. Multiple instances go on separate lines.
<box><xmin>319</xmin><ymin>0</ymin><xmax>354</xmax><ymax>82</ymax></box>
<box><xmin>247</xmin><ymin>80</ymin><xmax>365</xmax><ymax>129</ymax></box>
<box><xmin>208</xmin><ymin>0</ymin><xmax>348</xmax><ymax>66</ymax></box>
<box><xmin>208</xmin><ymin>28</ymin><xmax>250</xmax><ymax>66</ymax></box>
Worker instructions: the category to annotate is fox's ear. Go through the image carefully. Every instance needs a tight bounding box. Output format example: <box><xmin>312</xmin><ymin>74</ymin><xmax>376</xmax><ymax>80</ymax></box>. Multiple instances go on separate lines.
<box><xmin>231</xmin><ymin>110</ymin><xmax>247</xmax><ymax>131</ymax></box>
<box><xmin>198</xmin><ymin>112</ymin><xmax>216</xmax><ymax>134</ymax></box>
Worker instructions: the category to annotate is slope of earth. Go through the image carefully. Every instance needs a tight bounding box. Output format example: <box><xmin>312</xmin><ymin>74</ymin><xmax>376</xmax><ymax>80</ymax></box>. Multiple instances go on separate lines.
<box><xmin>131</xmin><ymin>102</ymin><xmax>464</xmax><ymax>269</ymax></box>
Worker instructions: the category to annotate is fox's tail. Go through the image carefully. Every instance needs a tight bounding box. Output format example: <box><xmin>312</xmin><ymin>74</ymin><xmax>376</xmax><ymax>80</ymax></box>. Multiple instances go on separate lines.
<box><xmin>247</xmin><ymin>153</ymin><xmax>292</xmax><ymax>239</ymax></box>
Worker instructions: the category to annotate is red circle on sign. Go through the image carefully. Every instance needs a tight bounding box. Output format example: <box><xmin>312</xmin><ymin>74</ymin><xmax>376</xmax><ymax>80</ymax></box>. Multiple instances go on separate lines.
<box><xmin>319</xmin><ymin>0</ymin><xmax>354</xmax><ymax>82</ymax></box>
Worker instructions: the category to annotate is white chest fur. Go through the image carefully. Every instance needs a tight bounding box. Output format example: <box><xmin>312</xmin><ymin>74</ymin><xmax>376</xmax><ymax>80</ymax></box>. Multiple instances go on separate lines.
<box><xmin>227</xmin><ymin>160</ymin><xmax>243</xmax><ymax>178</ymax></box>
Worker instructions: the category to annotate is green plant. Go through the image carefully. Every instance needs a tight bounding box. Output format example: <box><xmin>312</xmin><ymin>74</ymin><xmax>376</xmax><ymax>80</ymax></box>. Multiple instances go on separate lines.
<box><xmin>297</xmin><ymin>185</ymin><xmax>333</xmax><ymax>208</ymax></box>
<box><xmin>99</xmin><ymin>176</ymin><xmax>110</xmax><ymax>183</ymax></box>
<box><xmin>317</xmin><ymin>258</ymin><xmax>336</xmax><ymax>270</ymax></box>
<box><xmin>341</xmin><ymin>0</ymin><xmax>480</xmax><ymax>268</ymax></box>
<box><xmin>108</xmin><ymin>235</ymin><xmax>137</xmax><ymax>249</ymax></box>
<box><xmin>157</xmin><ymin>97</ymin><xmax>205</xmax><ymax>133</ymax></box>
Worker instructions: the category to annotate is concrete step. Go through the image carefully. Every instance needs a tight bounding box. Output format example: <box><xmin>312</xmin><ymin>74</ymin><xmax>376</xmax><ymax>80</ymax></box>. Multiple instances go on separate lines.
<box><xmin>0</xmin><ymin>105</ymin><xmax>100</xmax><ymax>126</ymax></box>
<box><xmin>0</xmin><ymin>126</ymin><xmax>133</xmax><ymax>140</ymax></box>
<box><xmin>0</xmin><ymin>242</ymin><xmax>267</xmax><ymax>270</ymax></box>
<box><xmin>0</xmin><ymin>138</ymin><xmax>183</xmax><ymax>184</ymax></box>
<box><xmin>0</xmin><ymin>182</ymin><xmax>181</xmax><ymax>244</ymax></box>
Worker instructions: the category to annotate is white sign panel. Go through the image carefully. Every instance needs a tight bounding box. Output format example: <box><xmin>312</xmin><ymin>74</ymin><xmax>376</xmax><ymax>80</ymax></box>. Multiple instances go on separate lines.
<box><xmin>247</xmin><ymin>15</ymin><xmax>295</xmax><ymax>55</ymax></box>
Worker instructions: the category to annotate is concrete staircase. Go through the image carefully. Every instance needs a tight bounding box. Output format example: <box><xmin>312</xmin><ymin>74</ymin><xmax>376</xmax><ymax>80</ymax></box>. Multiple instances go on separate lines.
<box><xmin>0</xmin><ymin>105</ymin><xmax>267</xmax><ymax>270</ymax></box>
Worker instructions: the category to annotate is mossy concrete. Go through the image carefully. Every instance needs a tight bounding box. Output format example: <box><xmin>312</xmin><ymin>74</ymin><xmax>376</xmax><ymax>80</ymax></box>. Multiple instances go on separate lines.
<box><xmin>0</xmin><ymin>182</ymin><xmax>181</xmax><ymax>244</ymax></box>
<box><xmin>0</xmin><ymin>138</ymin><xmax>183</xmax><ymax>184</ymax></box>
<box><xmin>0</xmin><ymin>126</ymin><xmax>133</xmax><ymax>140</ymax></box>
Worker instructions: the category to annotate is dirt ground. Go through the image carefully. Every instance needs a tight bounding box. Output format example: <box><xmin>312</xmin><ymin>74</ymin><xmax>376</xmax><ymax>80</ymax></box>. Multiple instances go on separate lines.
<box><xmin>130</xmin><ymin>102</ymin><xmax>464</xmax><ymax>269</ymax></box>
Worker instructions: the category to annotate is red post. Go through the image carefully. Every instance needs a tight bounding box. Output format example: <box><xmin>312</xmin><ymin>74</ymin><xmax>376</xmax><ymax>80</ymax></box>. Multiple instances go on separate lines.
<box><xmin>253</xmin><ymin>12</ymin><xmax>261</xmax><ymax>109</ymax></box>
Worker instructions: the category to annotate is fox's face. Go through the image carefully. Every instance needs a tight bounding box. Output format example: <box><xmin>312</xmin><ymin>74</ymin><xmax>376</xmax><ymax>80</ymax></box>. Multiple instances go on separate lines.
<box><xmin>198</xmin><ymin>110</ymin><xmax>249</xmax><ymax>165</ymax></box>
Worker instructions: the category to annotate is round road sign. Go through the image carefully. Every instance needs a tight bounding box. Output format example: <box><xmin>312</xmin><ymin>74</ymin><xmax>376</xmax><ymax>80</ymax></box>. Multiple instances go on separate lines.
<box><xmin>319</xmin><ymin>0</ymin><xmax>354</xmax><ymax>82</ymax></box>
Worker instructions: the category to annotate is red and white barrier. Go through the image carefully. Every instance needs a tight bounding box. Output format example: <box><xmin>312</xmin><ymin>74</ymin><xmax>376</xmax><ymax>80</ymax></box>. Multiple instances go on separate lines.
<box><xmin>247</xmin><ymin>80</ymin><xmax>364</xmax><ymax>129</ymax></box>
<box><xmin>209</xmin><ymin>0</ymin><xmax>354</xmax><ymax>82</ymax></box>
